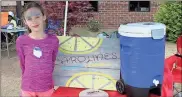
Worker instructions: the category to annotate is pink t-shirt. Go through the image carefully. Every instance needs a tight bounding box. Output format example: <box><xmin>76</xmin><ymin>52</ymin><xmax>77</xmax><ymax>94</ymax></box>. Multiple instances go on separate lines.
<box><xmin>16</xmin><ymin>34</ymin><xmax>59</xmax><ymax>92</ymax></box>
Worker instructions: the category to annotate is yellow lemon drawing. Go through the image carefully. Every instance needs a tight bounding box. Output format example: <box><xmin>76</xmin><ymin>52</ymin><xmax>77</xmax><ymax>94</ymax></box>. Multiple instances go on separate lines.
<box><xmin>66</xmin><ymin>72</ymin><xmax>117</xmax><ymax>90</ymax></box>
<box><xmin>57</xmin><ymin>36</ymin><xmax>103</xmax><ymax>54</ymax></box>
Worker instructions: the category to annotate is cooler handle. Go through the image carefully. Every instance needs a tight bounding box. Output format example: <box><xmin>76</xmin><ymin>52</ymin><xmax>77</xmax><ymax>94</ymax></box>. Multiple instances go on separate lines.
<box><xmin>151</xmin><ymin>29</ymin><xmax>165</xmax><ymax>39</ymax></box>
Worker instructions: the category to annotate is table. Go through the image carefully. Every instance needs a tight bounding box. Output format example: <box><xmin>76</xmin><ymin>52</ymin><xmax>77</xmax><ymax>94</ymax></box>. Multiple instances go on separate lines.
<box><xmin>52</xmin><ymin>87</ymin><xmax>159</xmax><ymax>97</ymax></box>
<box><xmin>1</xmin><ymin>28</ymin><xmax>27</xmax><ymax>58</ymax></box>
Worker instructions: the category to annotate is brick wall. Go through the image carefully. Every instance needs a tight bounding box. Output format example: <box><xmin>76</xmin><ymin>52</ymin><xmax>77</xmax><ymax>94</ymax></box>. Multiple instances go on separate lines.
<box><xmin>1</xmin><ymin>1</ymin><xmax>161</xmax><ymax>29</ymax></box>
<box><xmin>92</xmin><ymin>1</ymin><xmax>161</xmax><ymax>29</ymax></box>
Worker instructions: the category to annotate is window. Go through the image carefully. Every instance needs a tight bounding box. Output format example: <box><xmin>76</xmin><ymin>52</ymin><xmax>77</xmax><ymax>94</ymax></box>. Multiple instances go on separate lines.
<box><xmin>89</xmin><ymin>1</ymin><xmax>98</xmax><ymax>12</ymax></box>
<box><xmin>129</xmin><ymin>1</ymin><xmax>150</xmax><ymax>12</ymax></box>
<box><xmin>24</xmin><ymin>1</ymin><xmax>33</xmax><ymax>4</ymax></box>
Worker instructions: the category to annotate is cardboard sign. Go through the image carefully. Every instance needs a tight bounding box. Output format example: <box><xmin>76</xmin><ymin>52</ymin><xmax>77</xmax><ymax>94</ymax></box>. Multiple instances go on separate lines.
<box><xmin>1</xmin><ymin>12</ymin><xmax>8</xmax><ymax>26</ymax></box>
<box><xmin>54</xmin><ymin>36</ymin><xmax>121</xmax><ymax>91</ymax></box>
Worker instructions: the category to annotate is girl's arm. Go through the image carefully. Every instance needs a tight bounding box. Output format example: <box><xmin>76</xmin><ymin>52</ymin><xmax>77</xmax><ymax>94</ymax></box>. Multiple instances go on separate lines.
<box><xmin>16</xmin><ymin>38</ymin><xmax>25</xmax><ymax>75</ymax></box>
<box><xmin>52</xmin><ymin>38</ymin><xmax>59</xmax><ymax>63</ymax></box>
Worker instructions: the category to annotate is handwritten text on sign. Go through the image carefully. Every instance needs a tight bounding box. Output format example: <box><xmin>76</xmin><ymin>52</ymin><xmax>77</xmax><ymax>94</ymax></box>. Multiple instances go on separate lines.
<box><xmin>56</xmin><ymin>52</ymin><xmax>119</xmax><ymax>64</ymax></box>
<box><xmin>54</xmin><ymin>36</ymin><xmax>121</xmax><ymax>91</ymax></box>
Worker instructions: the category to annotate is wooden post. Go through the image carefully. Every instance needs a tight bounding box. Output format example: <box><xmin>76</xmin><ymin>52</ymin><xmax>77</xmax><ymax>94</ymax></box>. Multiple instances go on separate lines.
<box><xmin>16</xmin><ymin>1</ymin><xmax>22</xmax><ymax>26</ymax></box>
<box><xmin>16</xmin><ymin>1</ymin><xmax>22</xmax><ymax>18</ymax></box>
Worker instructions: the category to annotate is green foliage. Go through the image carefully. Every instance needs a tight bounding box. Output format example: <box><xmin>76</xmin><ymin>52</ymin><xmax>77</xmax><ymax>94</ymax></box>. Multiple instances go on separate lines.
<box><xmin>87</xmin><ymin>20</ymin><xmax>100</xmax><ymax>32</ymax></box>
<box><xmin>154</xmin><ymin>1</ymin><xmax>182</xmax><ymax>42</ymax></box>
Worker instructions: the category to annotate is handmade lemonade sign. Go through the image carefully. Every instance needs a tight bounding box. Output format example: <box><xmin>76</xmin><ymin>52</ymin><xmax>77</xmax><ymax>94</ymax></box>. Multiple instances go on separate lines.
<box><xmin>53</xmin><ymin>36</ymin><xmax>120</xmax><ymax>91</ymax></box>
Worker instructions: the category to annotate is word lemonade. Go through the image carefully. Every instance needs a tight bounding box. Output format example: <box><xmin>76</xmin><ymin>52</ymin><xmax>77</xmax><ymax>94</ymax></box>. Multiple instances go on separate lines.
<box><xmin>56</xmin><ymin>52</ymin><xmax>119</xmax><ymax>64</ymax></box>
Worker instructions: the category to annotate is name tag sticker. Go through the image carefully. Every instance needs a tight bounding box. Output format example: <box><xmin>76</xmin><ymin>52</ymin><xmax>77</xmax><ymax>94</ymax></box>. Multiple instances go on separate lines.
<box><xmin>33</xmin><ymin>47</ymin><xmax>42</xmax><ymax>58</ymax></box>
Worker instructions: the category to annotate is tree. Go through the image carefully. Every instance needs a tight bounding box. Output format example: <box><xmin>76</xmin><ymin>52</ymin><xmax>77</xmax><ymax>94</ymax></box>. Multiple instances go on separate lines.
<box><xmin>154</xmin><ymin>1</ymin><xmax>182</xmax><ymax>42</ymax></box>
<box><xmin>41</xmin><ymin>1</ymin><xmax>94</xmax><ymax>35</ymax></box>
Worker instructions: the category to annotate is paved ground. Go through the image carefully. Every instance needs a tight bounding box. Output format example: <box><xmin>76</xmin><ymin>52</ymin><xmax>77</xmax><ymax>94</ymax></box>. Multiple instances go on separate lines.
<box><xmin>0</xmin><ymin>37</ymin><xmax>180</xmax><ymax>96</ymax></box>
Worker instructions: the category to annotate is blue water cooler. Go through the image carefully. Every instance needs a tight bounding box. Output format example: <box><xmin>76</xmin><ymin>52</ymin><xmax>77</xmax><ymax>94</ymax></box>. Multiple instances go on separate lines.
<box><xmin>117</xmin><ymin>22</ymin><xmax>166</xmax><ymax>97</ymax></box>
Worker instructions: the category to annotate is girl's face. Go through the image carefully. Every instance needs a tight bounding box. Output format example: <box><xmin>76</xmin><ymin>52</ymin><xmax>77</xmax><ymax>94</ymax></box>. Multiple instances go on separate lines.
<box><xmin>24</xmin><ymin>7</ymin><xmax>46</xmax><ymax>32</ymax></box>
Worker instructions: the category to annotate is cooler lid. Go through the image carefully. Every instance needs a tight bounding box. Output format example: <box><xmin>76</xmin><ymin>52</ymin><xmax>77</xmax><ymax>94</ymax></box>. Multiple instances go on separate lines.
<box><xmin>118</xmin><ymin>22</ymin><xmax>166</xmax><ymax>39</ymax></box>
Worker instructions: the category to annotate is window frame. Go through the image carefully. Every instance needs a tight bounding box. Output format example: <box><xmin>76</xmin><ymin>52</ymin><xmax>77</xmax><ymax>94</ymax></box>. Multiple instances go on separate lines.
<box><xmin>89</xmin><ymin>1</ymin><xmax>99</xmax><ymax>12</ymax></box>
<box><xmin>128</xmin><ymin>1</ymin><xmax>151</xmax><ymax>12</ymax></box>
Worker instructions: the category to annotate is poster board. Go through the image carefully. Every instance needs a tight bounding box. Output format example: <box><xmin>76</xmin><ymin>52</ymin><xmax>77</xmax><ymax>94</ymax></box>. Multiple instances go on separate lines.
<box><xmin>1</xmin><ymin>12</ymin><xmax>8</xmax><ymax>26</ymax></box>
<box><xmin>54</xmin><ymin>36</ymin><xmax>121</xmax><ymax>91</ymax></box>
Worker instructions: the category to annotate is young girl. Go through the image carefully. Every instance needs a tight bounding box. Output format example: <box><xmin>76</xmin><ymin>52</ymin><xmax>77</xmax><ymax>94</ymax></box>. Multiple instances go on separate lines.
<box><xmin>16</xmin><ymin>2</ymin><xmax>59</xmax><ymax>97</ymax></box>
